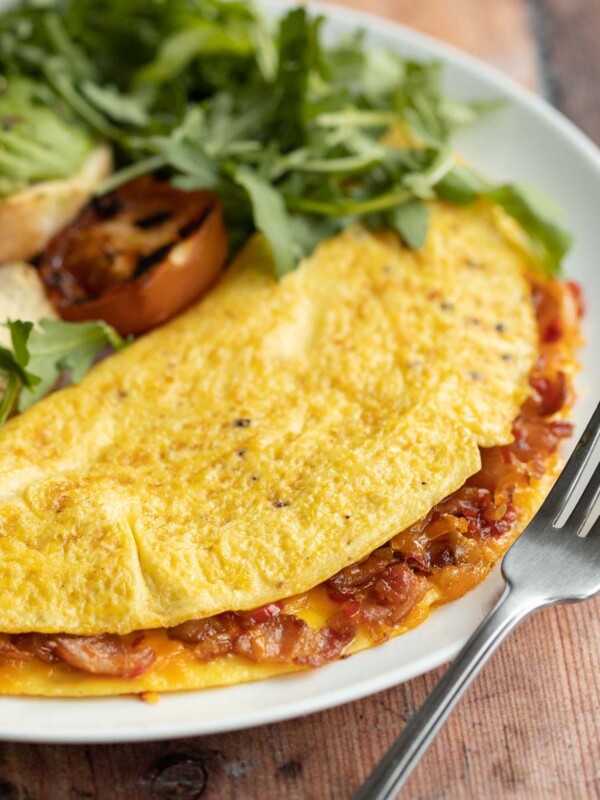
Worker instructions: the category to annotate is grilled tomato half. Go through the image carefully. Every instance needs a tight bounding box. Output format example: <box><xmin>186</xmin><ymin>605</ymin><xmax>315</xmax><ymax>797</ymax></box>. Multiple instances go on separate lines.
<box><xmin>39</xmin><ymin>175</ymin><xmax>228</xmax><ymax>336</ymax></box>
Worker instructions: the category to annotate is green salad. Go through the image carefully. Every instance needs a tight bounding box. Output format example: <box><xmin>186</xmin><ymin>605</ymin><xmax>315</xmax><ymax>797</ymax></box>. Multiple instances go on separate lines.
<box><xmin>0</xmin><ymin>0</ymin><xmax>571</xmax><ymax>277</ymax></box>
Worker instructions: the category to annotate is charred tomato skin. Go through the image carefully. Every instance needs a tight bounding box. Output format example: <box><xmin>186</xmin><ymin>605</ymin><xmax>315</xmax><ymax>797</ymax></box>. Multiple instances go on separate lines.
<box><xmin>39</xmin><ymin>176</ymin><xmax>228</xmax><ymax>336</ymax></box>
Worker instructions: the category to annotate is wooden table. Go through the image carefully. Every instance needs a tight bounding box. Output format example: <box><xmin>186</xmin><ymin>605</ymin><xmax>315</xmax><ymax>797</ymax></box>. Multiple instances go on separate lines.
<box><xmin>3</xmin><ymin>2</ymin><xmax>599</xmax><ymax>798</ymax></box>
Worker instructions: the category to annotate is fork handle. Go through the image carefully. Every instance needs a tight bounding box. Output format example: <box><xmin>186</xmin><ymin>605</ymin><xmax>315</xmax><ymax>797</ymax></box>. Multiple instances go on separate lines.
<box><xmin>354</xmin><ymin>585</ymin><xmax>538</xmax><ymax>800</ymax></box>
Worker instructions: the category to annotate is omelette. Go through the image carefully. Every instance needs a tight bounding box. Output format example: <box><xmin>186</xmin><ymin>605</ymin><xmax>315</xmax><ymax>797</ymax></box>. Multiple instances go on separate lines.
<box><xmin>0</xmin><ymin>201</ymin><xmax>580</xmax><ymax>695</ymax></box>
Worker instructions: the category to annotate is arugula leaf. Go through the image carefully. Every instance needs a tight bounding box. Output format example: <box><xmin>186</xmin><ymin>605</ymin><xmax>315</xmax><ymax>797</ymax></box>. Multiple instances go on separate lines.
<box><xmin>0</xmin><ymin>372</ymin><xmax>20</xmax><ymax>427</ymax></box>
<box><xmin>0</xmin><ymin>324</ymin><xmax>40</xmax><ymax>425</ymax></box>
<box><xmin>361</xmin><ymin>47</ymin><xmax>405</xmax><ymax>104</ymax></box>
<box><xmin>289</xmin><ymin>214</ymin><xmax>344</xmax><ymax>258</ymax></box>
<box><xmin>394</xmin><ymin>61</ymin><xmax>450</xmax><ymax>147</ymax></box>
<box><xmin>388</xmin><ymin>199</ymin><xmax>430</xmax><ymax>249</ymax></box>
<box><xmin>8</xmin><ymin>320</ymin><xmax>35</xmax><ymax>368</ymax></box>
<box><xmin>0</xmin><ymin>346</ymin><xmax>39</xmax><ymax>396</ymax></box>
<box><xmin>484</xmin><ymin>184</ymin><xmax>572</xmax><ymax>277</ymax></box>
<box><xmin>0</xmin><ymin>319</ymin><xmax>127</xmax><ymax>421</ymax></box>
<box><xmin>434</xmin><ymin>162</ymin><xmax>490</xmax><ymax>205</ymax></box>
<box><xmin>95</xmin><ymin>154</ymin><xmax>166</xmax><ymax>195</ymax></box>
<box><xmin>233</xmin><ymin>166</ymin><xmax>297</xmax><ymax>278</ymax></box>
<box><xmin>403</xmin><ymin>148</ymin><xmax>455</xmax><ymax>199</ymax></box>
<box><xmin>80</xmin><ymin>81</ymin><xmax>149</xmax><ymax>126</ymax></box>
<box><xmin>433</xmin><ymin>166</ymin><xmax>572</xmax><ymax>274</ymax></box>
<box><xmin>249</xmin><ymin>15</ymin><xmax>278</xmax><ymax>83</ymax></box>
<box><xmin>17</xmin><ymin>319</ymin><xmax>127</xmax><ymax>411</ymax></box>
<box><xmin>136</xmin><ymin>22</ymin><xmax>254</xmax><ymax>85</ymax></box>
<box><xmin>159</xmin><ymin>139</ymin><xmax>220</xmax><ymax>189</ymax></box>
<box><xmin>269</xmin><ymin>8</ymin><xmax>312</xmax><ymax>152</ymax></box>
<box><xmin>43</xmin><ymin>11</ymin><xmax>95</xmax><ymax>83</ymax></box>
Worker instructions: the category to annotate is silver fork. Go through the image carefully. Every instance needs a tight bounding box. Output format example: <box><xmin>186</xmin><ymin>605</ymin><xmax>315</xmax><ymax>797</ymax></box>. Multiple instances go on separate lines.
<box><xmin>355</xmin><ymin>402</ymin><xmax>600</xmax><ymax>800</ymax></box>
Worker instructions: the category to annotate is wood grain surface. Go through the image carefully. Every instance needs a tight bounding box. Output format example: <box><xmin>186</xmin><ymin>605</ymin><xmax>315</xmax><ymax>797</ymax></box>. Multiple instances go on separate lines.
<box><xmin>2</xmin><ymin>2</ymin><xmax>599</xmax><ymax>799</ymax></box>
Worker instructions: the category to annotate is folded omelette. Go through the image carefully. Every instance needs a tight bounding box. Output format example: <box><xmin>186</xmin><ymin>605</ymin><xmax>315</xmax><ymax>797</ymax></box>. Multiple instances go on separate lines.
<box><xmin>0</xmin><ymin>201</ymin><xmax>556</xmax><ymax>695</ymax></box>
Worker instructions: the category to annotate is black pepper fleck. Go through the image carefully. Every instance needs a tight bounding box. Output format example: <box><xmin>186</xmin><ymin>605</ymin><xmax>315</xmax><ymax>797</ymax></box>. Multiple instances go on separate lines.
<box><xmin>421</xmin><ymin>481</ymin><xmax>427</xmax><ymax>486</ymax></box>
<box><xmin>468</xmin><ymin>370</ymin><xmax>483</xmax><ymax>381</ymax></box>
<box><xmin>440</xmin><ymin>301</ymin><xmax>454</xmax><ymax>311</ymax></box>
<box><xmin>501</xmin><ymin>353</ymin><xmax>513</xmax><ymax>361</ymax></box>
<box><xmin>237</xmin><ymin>449</ymin><xmax>246</xmax><ymax>457</ymax></box>
<box><xmin>465</xmin><ymin>258</ymin><xmax>482</xmax><ymax>269</ymax></box>
<box><xmin>251</xmin><ymin>475</ymin><xmax>260</xmax><ymax>482</ymax></box>
<box><xmin>495</xmin><ymin>322</ymin><xmax>508</xmax><ymax>333</ymax></box>
<box><xmin>272</xmin><ymin>500</ymin><xmax>290</xmax><ymax>508</ymax></box>
<box><xmin>233</xmin><ymin>418</ymin><xmax>252</xmax><ymax>428</ymax></box>
<box><xmin>345</xmin><ymin>514</ymin><xmax>351</xmax><ymax>519</ymax></box>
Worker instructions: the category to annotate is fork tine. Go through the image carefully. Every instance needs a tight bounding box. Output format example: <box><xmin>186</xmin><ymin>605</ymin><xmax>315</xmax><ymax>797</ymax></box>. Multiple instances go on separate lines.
<box><xmin>566</xmin><ymin>458</ymin><xmax>600</xmax><ymax>535</ymax></box>
<box><xmin>540</xmin><ymin>402</ymin><xmax>600</xmax><ymax>525</ymax></box>
<box><xmin>585</xmin><ymin>510</ymin><xmax>600</xmax><ymax>542</ymax></box>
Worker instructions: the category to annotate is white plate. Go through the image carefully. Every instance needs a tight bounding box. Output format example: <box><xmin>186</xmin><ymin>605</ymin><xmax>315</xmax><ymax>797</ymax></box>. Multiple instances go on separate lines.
<box><xmin>1</xmin><ymin>0</ymin><xmax>599</xmax><ymax>744</ymax></box>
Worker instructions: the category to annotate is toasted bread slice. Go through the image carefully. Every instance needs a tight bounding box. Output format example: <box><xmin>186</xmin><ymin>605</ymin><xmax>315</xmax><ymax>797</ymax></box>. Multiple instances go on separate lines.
<box><xmin>0</xmin><ymin>144</ymin><xmax>112</xmax><ymax>265</ymax></box>
<box><xmin>0</xmin><ymin>262</ymin><xmax>58</xmax><ymax>350</ymax></box>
